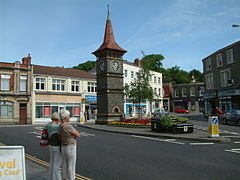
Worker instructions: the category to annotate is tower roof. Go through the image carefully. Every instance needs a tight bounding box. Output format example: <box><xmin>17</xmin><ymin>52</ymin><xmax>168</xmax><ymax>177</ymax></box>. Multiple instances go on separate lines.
<box><xmin>92</xmin><ymin>12</ymin><xmax>127</xmax><ymax>56</ymax></box>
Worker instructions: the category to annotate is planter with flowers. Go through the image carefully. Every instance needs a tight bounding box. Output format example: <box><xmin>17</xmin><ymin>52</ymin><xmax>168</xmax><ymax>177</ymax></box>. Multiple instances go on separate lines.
<box><xmin>151</xmin><ymin>116</ymin><xmax>193</xmax><ymax>134</ymax></box>
<box><xmin>110</xmin><ymin>118</ymin><xmax>151</xmax><ymax>128</ymax></box>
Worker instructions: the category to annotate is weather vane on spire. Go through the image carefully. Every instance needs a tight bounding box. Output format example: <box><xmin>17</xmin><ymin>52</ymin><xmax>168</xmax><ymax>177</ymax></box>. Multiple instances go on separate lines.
<box><xmin>107</xmin><ymin>4</ymin><xmax>110</xmax><ymax>19</ymax></box>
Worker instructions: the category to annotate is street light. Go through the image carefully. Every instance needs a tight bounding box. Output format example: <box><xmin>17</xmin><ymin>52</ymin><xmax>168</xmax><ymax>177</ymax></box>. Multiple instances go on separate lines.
<box><xmin>232</xmin><ymin>24</ymin><xmax>240</xmax><ymax>28</ymax></box>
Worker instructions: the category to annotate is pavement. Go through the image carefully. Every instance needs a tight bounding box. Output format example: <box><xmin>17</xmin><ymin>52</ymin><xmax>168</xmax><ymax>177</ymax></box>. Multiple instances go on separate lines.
<box><xmin>0</xmin><ymin>119</ymin><xmax>231</xmax><ymax>180</ymax></box>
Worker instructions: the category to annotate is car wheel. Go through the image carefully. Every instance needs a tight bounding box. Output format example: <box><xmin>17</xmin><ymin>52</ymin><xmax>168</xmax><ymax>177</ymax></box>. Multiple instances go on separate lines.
<box><xmin>222</xmin><ymin>118</ymin><xmax>228</xmax><ymax>125</ymax></box>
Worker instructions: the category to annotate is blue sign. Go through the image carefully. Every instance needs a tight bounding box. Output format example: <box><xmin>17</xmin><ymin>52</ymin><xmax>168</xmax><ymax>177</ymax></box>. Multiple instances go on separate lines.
<box><xmin>212</xmin><ymin>117</ymin><xmax>218</xmax><ymax>124</ymax></box>
<box><xmin>85</xmin><ymin>95</ymin><xmax>97</xmax><ymax>102</ymax></box>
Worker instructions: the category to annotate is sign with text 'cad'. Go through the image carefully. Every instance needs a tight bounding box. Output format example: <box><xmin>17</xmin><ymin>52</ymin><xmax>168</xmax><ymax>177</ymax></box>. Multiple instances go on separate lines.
<box><xmin>0</xmin><ymin>146</ymin><xmax>26</xmax><ymax>180</ymax></box>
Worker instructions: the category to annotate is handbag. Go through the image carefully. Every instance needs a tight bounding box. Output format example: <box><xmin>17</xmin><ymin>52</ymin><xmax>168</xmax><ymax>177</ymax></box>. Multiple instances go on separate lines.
<box><xmin>40</xmin><ymin>128</ymin><xmax>49</xmax><ymax>146</ymax></box>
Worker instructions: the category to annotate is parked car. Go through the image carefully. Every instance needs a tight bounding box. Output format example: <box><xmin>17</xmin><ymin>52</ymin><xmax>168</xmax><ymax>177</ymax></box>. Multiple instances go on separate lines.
<box><xmin>152</xmin><ymin>108</ymin><xmax>169</xmax><ymax>117</ymax></box>
<box><xmin>221</xmin><ymin>109</ymin><xmax>240</xmax><ymax>125</ymax></box>
<box><xmin>175</xmin><ymin>107</ymin><xmax>190</xmax><ymax>114</ymax></box>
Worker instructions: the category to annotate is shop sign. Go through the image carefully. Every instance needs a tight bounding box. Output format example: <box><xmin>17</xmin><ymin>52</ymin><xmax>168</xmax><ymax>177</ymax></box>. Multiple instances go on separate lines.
<box><xmin>44</xmin><ymin>107</ymin><xmax>50</xmax><ymax>117</ymax></box>
<box><xmin>0</xmin><ymin>146</ymin><xmax>26</xmax><ymax>180</ymax></box>
<box><xmin>85</xmin><ymin>95</ymin><xmax>97</xmax><ymax>102</ymax></box>
<box><xmin>74</xmin><ymin>107</ymin><xmax>80</xmax><ymax>116</ymax></box>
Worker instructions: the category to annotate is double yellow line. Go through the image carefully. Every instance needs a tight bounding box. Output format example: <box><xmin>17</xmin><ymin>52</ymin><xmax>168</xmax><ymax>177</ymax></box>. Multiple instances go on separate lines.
<box><xmin>0</xmin><ymin>143</ymin><xmax>91</xmax><ymax>180</ymax></box>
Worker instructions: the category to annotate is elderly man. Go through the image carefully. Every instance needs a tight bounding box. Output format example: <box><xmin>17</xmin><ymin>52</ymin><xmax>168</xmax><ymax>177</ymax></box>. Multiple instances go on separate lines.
<box><xmin>59</xmin><ymin>109</ymin><xmax>80</xmax><ymax>180</ymax></box>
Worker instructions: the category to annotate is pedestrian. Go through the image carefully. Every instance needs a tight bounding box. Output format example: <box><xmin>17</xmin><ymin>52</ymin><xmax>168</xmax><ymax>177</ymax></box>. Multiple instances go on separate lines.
<box><xmin>45</xmin><ymin>112</ymin><xmax>62</xmax><ymax>180</ymax></box>
<box><xmin>59</xmin><ymin>109</ymin><xmax>80</xmax><ymax>180</ymax></box>
<box><xmin>216</xmin><ymin>106</ymin><xmax>223</xmax><ymax>122</ymax></box>
<box><xmin>84</xmin><ymin>110</ymin><xmax>88</xmax><ymax>122</ymax></box>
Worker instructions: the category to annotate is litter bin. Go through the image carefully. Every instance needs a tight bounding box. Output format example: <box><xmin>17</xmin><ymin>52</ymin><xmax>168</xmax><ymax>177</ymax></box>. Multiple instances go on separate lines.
<box><xmin>208</xmin><ymin>116</ymin><xmax>219</xmax><ymax>137</ymax></box>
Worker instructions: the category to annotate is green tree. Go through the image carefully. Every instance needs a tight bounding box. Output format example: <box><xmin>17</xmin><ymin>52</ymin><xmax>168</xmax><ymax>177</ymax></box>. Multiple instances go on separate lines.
<box><xmin>124</xmin><ymin>67</ymin><xmax>154</xmax><ymax>118</ymax></box>
<box><xmin>189</xmin><ymin>69</ymin><xmax>203</xmax><ymax>82</ymax></box>
<box><xmin>164</xmin><ymin>66</ymin><xmax>191</xmax><ymax>84</ymax></box>
<box><xmin>140</xmin><ymin>54</ymin><xmax>165</xmax><ymax>73</ymax></box>
<box><xmin>73</xmin><ymin>61</ymin><xmax>96</xmax><ymax>72</ymax></box>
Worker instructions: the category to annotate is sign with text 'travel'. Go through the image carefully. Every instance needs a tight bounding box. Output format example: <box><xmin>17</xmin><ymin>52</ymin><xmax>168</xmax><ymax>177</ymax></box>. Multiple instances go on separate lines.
<box><xmin>0</xmin><ymin>146</ymin><xmax>26</xmax><ymax>180</ymax></box>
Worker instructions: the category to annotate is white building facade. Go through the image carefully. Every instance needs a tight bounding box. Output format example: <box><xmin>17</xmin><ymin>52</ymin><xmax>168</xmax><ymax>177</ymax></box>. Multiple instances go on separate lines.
<box><xmin>123</xmin><ymin>60</ymin><xmax>163</xmax><ymax>117</ymax></box>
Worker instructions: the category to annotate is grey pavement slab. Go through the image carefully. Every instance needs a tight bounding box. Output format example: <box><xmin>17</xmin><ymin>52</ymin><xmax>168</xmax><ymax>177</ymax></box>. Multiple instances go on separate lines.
<box><xmin>26</xmin><ymin>159</ymin><xmax>48</xmax><ymax>180</ymax></box>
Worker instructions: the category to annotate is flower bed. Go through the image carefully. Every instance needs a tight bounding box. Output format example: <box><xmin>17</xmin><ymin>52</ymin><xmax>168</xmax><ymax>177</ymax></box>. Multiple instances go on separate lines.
<box><xmin>110</xmin><ymin>118</ymin><xmax>151</xmax><ymax>128</ymax></box>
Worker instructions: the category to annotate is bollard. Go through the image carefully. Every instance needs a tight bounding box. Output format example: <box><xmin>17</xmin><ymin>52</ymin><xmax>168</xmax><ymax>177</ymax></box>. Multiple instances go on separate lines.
<box><xmin>208</xmin><ymin>116</ymin><xmax>219</xmax><ymax>137</ymax></box>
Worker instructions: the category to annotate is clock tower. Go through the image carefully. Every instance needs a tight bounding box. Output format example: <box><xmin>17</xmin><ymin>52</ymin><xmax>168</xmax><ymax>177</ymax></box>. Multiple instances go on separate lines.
<box><xmin>92</xmin><ymin>9</ymin><xmax>127</xmax><ymax>124</ymax></box>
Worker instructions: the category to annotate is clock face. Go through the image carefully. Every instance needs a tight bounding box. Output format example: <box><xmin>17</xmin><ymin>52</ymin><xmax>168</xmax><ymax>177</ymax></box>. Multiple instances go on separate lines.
<box><xmin>99</xmin><ymin>61</ymin><xmax>105</xmax><ymax>71</ymax></box>
<box><xmin>111</xmin><ymin>60</ymin><xmax>120</xmax><ymax>71</ymax></box>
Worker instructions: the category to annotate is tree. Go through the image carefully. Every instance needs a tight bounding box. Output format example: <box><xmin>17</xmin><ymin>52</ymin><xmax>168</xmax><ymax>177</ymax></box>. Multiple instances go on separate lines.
<box><xmin>163</xmin><ymin>66</ymin><xmax>191</xmax><ymax>84</ymax></box>
<box><xmin>73</xmin><ymin>61</ymin><xmax>96</xmax><ymax>72</ymax></box>
<box><xmin>140</xmin><ymin>54</ymin><xmax>165</xmax><ymax>73</ymax></box>
<box><xmin>124</xmin><ymin>67</ymin><xmax>154</xmax><ymax>118</ymax></box>
<box><xmin>189</xmin><ymin>69</ymin><xmax>203</xmax><ymax>82</ymax></box>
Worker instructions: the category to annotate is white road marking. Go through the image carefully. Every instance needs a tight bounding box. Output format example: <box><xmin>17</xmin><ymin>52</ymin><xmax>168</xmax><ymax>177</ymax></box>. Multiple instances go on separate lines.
<box><xmin>225</xmin><ymin>149</ymin><xmax>240</xmax><ymax>154</ymax></box>
<box><xmin>36</xmin><ymin>135</ymin><xmax>41</xmax><ymax>139</ymax></box>
<box><xmin>234</xmin><ymin>142</ymin><xmax>240</xmax><ymax>144</ymax></box>
<box><xmin>222</xmin><ymin>136</ymin><xmax>240</xmax><ymax>138</ymax></box>
<box><xmin>34</xmin><ymin>127</ymin><xmax>44</xmax><ymax>130</ymax></box>
<box><xmin>189</xmin><ymin>142</ymin><xmax>214</xmax><ymax>145</ymax></box>
<box><xmin>28</xmin><ymin>132</ymin><xmax>41</xmax><ymax>135</ymax></box>
<box><xmin>80</xmin><ymin>132</ymin><xmax>95</xmax><ymax>137</ymax></box>
<box><xmin>131</xmin><ymin>135</ymin><xmax>185</xmax><ymax>145</ymax></box>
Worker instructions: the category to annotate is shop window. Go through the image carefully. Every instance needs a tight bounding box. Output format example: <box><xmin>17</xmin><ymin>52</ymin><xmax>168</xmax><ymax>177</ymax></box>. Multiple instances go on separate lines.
<box><xmin>0</xmin><ymin>101</ymin><xmax>13</xmax><ymax>118</ymax></box>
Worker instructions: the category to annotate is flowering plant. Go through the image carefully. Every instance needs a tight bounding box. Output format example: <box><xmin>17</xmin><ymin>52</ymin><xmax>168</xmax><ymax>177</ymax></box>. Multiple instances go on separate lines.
<box><xmin>110</xmin><ymin>118</ymin><xmax>151</xmax><ymax>127</ymax></box>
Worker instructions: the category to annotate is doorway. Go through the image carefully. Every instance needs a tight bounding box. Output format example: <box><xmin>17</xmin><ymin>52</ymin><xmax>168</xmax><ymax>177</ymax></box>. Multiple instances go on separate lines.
<box><xmin>19</xmin><ymin>103</ymin><xmax>27</xmax><ymax>124</ymax></box>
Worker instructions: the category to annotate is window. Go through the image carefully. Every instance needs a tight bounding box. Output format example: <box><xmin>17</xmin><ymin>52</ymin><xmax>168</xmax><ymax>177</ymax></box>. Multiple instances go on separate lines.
<box><xmin>206</xmin><ymin>58</ymin><xmax>212</xmax><ymax>71</ymax></box>
<box><xmin>71</xmin><ymin>81</ymin><xmax>79</xmax><ymax>92</ymax></box>
<box><xmin>190</xmin><ymin>87</ymin><xmax>195</xmax><ymax>96</ymax></box>
<box><xmin>154</xmin><ymin>88</ymin><xmax>157</xmax><ymax>94</ymax></box>
<box><xmin>220</xmin><ymin>69</ymin><xmax>231</xmax><ymax>87</ymax></box>
<box><xmin>216</xmin><ymin>53</ymin><xmax>223</xmax><ymax>67</ymax></box>
<box><xmin>124</xmin><ymin>70</ymin><xmax>128</xmax><ymax>77</ymax></box>
<box><xmin>206</xmin><ymin>74</ymin><xmax>213</xmax><ymax>90</ymax></box>
<box><xmin>226</xmin><ymin>49</ymin><xmax>233</xmax><ymax>64</ymax></box>
<box><xmin>149</xmin><ymin>75</ymin><xmax>152</xmax><ymax>82</ymax></box>
<box><xmin>158</xmin><ymin>88</ymin><xmax>161</xmax><ymax>96</ymax></box>
<box><xmin>131</xmin><ymin>71</ymin><xmax>134</xmax><ymax>78</ymax></box>
<box><xmin>158</xmin><ymin>77</ymin><xmax>161</xmax><ymax>84</ymax></box>
<box><xmin>199</xmin><ymin>87</ymin><xmax>204</xmax><ymax>96</ymax></box>
<box><xmin>20</xmin><ymin>75</ymin><xmax>27</xmax><ymax>92</ymax></box>
<box><xmin>1</xmin><ymin>74</ymin><xmax>10</xmax><ymax>91</ymax></box>
<box><xmin>174</xmin><ymin>89</ymin><xmax>179</xmax><ymax>97</ymax></box>
<box><xmin>0</xmin><ymin>101</ymin><xmax>13</xmax><ymax>117</ymax></box>
<box><xmin>88</xmin><ymin>82</ymin><xmax>96</xmax><ymax>92</ymax></box>
<box><xmin>182</xmin><ymin>88</ymin><xmax>187</xmax><ymax>97</ymax></box>
<box><xmin>36</xmin><ymin>78</ymin><xmax>45</xmax><ymax>90</ymax></box>
<box><xmin>154</xmin><ymin>76</ymin><xmax>157</xmax><ymax>83</ymax></box>
<box><xmin>52</xmin><ymin>79</ymin><xmax>65</xmax><ymax>91</ymax></box>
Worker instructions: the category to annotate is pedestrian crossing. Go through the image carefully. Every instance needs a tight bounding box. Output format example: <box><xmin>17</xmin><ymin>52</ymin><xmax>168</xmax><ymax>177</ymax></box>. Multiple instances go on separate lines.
<box><xmin>194</xmin><ymin>125</ymin><xmax>240</xmax><ymax>135</ymax></box>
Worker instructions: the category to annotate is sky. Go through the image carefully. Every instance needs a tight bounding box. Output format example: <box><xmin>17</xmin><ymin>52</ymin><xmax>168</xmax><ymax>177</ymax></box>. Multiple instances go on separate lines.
<box><xmin>0</xmin><ymin>0</ymin><xmax>239</xmax><ymax>72</ymax></box>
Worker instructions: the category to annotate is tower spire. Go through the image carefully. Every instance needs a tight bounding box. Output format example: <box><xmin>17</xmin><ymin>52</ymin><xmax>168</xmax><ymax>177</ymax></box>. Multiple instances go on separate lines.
<box><xmin>92</xmin><ymin>7</ymin><xmax>127</xmax><ymax>56</ymax></box>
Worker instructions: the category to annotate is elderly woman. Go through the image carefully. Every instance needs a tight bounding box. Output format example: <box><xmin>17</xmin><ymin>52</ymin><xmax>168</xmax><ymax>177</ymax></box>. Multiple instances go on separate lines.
<box><xmin>46</xmin><ymin>112</ymin><xmax>62</xmax><ymax>180</ymax></box>
<box><xmin>59</xmin><ymin>109</ymin><xmax>80</xmax><ymax>180</ymax></box>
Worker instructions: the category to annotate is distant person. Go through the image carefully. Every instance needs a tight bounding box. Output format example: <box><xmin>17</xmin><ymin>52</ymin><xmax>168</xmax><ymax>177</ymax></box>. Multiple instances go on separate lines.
<box><xmin>59</xmin><ymin>109</ymin><xmax>80</xmax><ymax>180</ymax></box>
<box><xmin>216</xmin><ymin>106</ymin><xmax>223</xmax><ymax>121</ymax></box>
<box><xmin>84</xmin><ymin>110</ymin><xmax>88</xmax><ymax>122</ymax></box>
<box><xmin>46</xmin><ymin>112</ymin><xmax>62</xmax><ymax>180</ymax></box>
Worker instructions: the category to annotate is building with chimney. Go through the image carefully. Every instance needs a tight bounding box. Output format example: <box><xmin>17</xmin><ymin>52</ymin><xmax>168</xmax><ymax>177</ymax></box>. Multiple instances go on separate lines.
<box><xmin>0</xmin><ymin>54</ymin><xmax>32</xmax><ymax>124</ymax></box>
<box><xmin>202</xmin><ymin>41</ymin><xmax>240</xmax><ymax>115</ymax></box>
